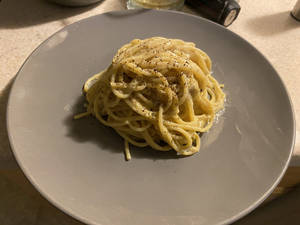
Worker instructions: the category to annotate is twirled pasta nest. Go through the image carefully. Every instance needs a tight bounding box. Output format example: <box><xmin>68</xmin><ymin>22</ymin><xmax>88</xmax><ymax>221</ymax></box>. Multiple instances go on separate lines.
<box><xmin>75</xmin><ymin>37</ymin><xmax>225</xmax><ymax>160</ymax></box>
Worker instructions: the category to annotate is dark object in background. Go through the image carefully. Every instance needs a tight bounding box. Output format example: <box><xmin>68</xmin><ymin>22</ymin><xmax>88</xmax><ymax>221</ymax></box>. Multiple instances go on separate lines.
<box><xmin>47</xmin><ymin>0</ymin><xmax>102</xmax><ymax>6</ymax></box>
<box><xmin>291</xmin><ymin>0</ymin><xmax>300</xmax><ymax>21</ymax></box>
<box><xmin>186</xmin><ymin>0</ymin><xmax>241</xmax><ymax>27</ymax></box>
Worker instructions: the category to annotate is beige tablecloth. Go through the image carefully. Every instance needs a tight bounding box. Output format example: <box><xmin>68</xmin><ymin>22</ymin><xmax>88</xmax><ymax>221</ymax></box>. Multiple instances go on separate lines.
<box><xmin>0</xmin><ymin>0</ymin><xmax>300</xmax><ymax>224</ymax></box>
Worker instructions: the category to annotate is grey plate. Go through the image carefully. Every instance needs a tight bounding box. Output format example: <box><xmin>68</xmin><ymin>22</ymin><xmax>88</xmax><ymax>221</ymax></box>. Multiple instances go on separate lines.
<box><xmin>7</xmin><ymin>10</ymin><xmax>295</xmax><ymax>225</ymax></box>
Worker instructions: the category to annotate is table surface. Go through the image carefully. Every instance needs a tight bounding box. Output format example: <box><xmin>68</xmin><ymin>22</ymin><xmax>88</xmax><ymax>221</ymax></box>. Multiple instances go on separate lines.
<box><xmin>0</xmin><ymin>0</ymin><xmax>300</xmax><ymax>224</ymax></box>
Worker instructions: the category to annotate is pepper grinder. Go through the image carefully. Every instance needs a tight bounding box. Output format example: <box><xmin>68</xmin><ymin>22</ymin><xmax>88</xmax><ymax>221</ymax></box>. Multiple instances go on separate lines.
<box><xmin>291</xmin><ymin>0</ymin><xmax>300</xmax><ymax>21</ymax></box>
<box><xmin>185</xmin><ymin>0</ymin><xmax>241</xmax><ymax>27</ymax></box>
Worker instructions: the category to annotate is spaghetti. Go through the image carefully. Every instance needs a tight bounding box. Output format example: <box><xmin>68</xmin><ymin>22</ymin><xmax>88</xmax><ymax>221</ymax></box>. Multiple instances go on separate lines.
<box><xmin>75</xmin><ymin>37</ymin><xmax>225</xmax><ymax>160</ymax></box>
